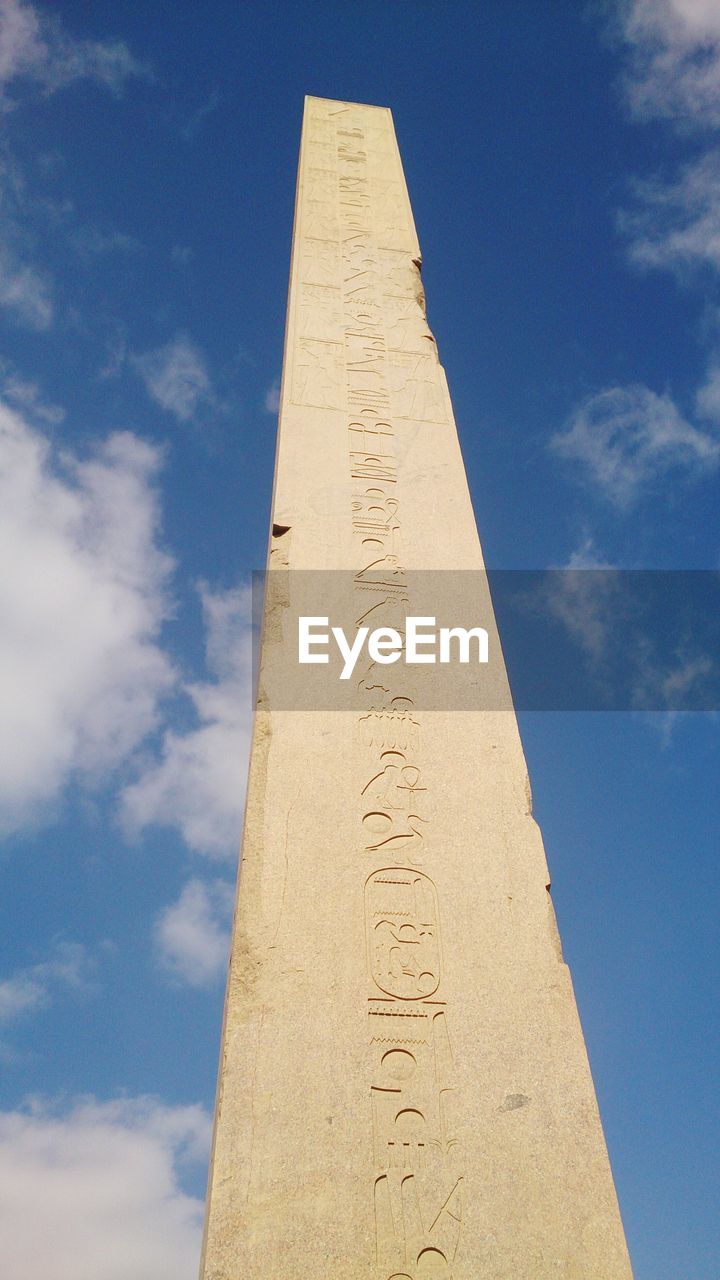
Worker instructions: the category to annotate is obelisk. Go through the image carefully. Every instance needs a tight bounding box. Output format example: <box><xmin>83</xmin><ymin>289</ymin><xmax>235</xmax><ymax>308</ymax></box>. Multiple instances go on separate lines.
<box><xmin>199</xmin><ymin>97</ymin><xmax>633</xmax><ymax>1279</ymax></box>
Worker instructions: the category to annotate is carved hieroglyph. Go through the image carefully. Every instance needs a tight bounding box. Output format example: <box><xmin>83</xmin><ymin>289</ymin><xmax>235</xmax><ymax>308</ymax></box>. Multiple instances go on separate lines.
<box><xmin>198</xmin><ymin>98</ymin><xmax>634</xmax><ymax>1280</ymax></box>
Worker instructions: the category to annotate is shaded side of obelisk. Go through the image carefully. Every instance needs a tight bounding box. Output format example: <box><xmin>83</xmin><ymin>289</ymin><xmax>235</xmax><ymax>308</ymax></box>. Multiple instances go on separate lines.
<box><xmin>199</xmin><ymin>97</ymin><xmax>633</xmax><ymax>1279</ymax></box>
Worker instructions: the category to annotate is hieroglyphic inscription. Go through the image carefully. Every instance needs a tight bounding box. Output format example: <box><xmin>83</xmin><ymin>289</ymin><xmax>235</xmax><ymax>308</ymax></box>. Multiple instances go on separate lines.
<box><xmin>299</xmin><ymin>99</ymin><xmax>464</xmax><ymax>1278</ymax></box>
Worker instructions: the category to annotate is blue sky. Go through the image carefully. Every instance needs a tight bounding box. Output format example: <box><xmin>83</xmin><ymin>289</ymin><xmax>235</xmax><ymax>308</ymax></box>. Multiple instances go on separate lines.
<box><xmin>0</xmin><ymin>2</ymin><xmax>718</xmax><ymax>1276</ymax></box>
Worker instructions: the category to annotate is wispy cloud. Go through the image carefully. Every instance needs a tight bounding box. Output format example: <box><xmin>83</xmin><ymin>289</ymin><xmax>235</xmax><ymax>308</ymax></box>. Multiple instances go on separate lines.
<box><xmin>620</xmin><ymin>149</ymin><xmax>720</xmax><ymax>276</ymax></box>
<box><xmin>0</xmin><ymin>400</ymin><xmax>175</xmax><ymax>833</ymax></box>
<box><xmin>171</xmin><ymin>244</ymin><xmax>193</xmax><ymax>266</ymax></box>
<box><xmin>0</xmin><ymin>146</ymin><xmax>55</xmax><ymax>328</ymax></box>
<box><xmin>0</xmin><ymin>244</ymin><xmax>51</xmax><ymax>327</ymax></box>
<box><xmin>695</xmin><ymin>351</ymin><xmax>720</xmax><ymax>419</ymax></box>
<box><xmin>97</xmin><ymin>328</ymin><xmax>128</xmax><ymax>381</ymax></box>
<box><xmin>0</xmin><ymin>364</ymin><xmax>63</xmax><ymax>423</ymax></box>
<box><xmin>0</xmin><ymin>1095</ymin><xmax>208</xmax><ymax>1279</ymax></box>
<box><xmin>69</xmin><ymin>224</ymin><xmax>141</xmax><ymax>260</ymax></box>
<box><xmin>530</xmin><ymin>542</ymin><xmax>718</xmax><ymax>721</ymax></box>
<box><xmin>563</xmin><ymin>10</ymin><xmax>720</xmax><ymax>507</ymax></box>
<box><xmin>264</xmin><ymin>378</ymin><xmax>280</xmax><ymax>414</ymax></box>
<box><xmin>0</xmin><ymin>0</ymin><xmax>151</xmax><ymax>108</ymax></box>
<box><xmin>0</xmin><ymin>940</ymin><xmax>93</xmax><ymax>1024</ymax></box>
<box><xmin>614</xmin><ymin>3</ymin><xmax>720</xmax><ymax>276</ymax></box>
<box><xmin>155</xmin><ymin>878</ymin><xmax>233</xmax><ymax>987</ymax></box>
<box><xmin>619</xmin><ymin>0</ymin><xmax>720</xmax><ymax>128</ymax></box>
<box><xmin>543</xmin><ymin>538</ymin><xmax>623</xmax><ymax>664</ymax></box>
<box><xmin>121</xmin><ymin>583</ymin><xmax>252</xmax><ymax>859</ymax></box>
<box><xmin>132</xmin><ymin>335</ymin><xmax>212</xmax><ymax>423</ymax></box>
<box><xmin>551</xmin><ymin>383</ymin><xmax>720</xmax><ymax>505</ymax></box>
<box><xmin>0</xmin><ymin>3</ymin><xmax>148</xmax><ymax>332</ymax></box>
<box><xmin>180</xmin><ymin>88</ymin><xmax>220</xmax><ymax>142</ymax></box>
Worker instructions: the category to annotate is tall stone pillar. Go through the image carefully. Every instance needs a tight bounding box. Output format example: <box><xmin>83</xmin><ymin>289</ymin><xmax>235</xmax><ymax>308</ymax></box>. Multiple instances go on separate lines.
<box><xmin>199</xmin><ymin>97</ymin><xmax>633</xmax><ymax>1280</ymax></box>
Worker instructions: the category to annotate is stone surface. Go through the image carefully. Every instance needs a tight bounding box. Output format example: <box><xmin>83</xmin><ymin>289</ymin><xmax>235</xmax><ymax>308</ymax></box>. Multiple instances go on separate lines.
<box><xmin>199</xmin><ymin>97</ymin><xmax>633</xmax><ymax>1280</ymax></box>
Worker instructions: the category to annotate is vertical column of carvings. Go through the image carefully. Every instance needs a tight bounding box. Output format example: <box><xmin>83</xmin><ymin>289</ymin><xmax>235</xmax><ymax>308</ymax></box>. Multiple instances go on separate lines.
<box><xmin>305</xmin><ymin>98</ymin><xmax>465</xmax><ymax>1280</ymax></box>
<box><xmin>368</xmin><ymin>119</ymin><xmax>448</xmax><ymax>431</ymax></box>
<box><xmin>290</xmin><ymin>110</ymin><xmax>344</xmax><ymax>410</ymax></box>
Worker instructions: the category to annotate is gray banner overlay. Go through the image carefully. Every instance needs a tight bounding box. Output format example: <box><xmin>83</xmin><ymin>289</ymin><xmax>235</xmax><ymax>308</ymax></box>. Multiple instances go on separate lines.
<box><xmin>250</xmin><ymin>570</ymin><xmax>720</xmax><ymax>712</ymax></box>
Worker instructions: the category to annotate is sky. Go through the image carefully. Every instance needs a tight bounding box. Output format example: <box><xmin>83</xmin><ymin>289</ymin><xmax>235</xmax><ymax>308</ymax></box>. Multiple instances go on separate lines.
<box><xmin>0</xmin><ymin>1</ymin><xmax>718</xmax><ymax>1277</ymax></box>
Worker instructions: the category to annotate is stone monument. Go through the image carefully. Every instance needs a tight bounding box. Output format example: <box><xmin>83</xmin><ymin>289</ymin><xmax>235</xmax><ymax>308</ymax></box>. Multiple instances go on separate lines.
<box><xmin>199</xmin><ymin>96</ymin><xmax>633</xmax><ymax>1279</ymax></box>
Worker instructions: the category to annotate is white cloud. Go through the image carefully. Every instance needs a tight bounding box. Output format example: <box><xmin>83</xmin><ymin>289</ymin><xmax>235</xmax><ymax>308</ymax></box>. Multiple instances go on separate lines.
<box><xmin>155</xmin><ymin>878</ymin><xmax>233</xmax><ymax>987</ymax></box>
<box><xmin>133</xmin><ymin>336</ymin><xmax>211</xmax><ymax>423</ymax></box>
<box><xmin>545</xmin><ymin>565</ymin><xmax>624</xmax><ymax>667</ymax></box>
<box><xmin>620</xmin><ymin>0</ymin><xmax>720</xmax><ymax>126</ymax></box>
<box><xmin>0</xmin><ymin>0</ymin><xmax>149</xmax><ymax>107</ymax></box>
<box><xmin>551</xmin><ymin>383</ymin><xmax>720</xmax><ymax>504</ymax></box>
<box><xmin>621</xmin><ymin>148</ymin><xmax>720</xmax><ymax>274</ymax></box>
<box><xmin>121</xmin><ymin>583</ymin><xmax>252</xmax><ymax>859</ymax></box>
<box><xmin>0</xmin><ymin>401</ymin><xmax>175</xmax><ymax>833</ymax></box>
<box><xmin>0</xmin><ymin>940</ymin><xmax>92</xmax><ymax>1023</ymax></box>
<box><xmin>615</xmin><ymin>4</ymin><xmax>720</xmax><ymax>278</ymax></box>
<box><xmin>563</xmin><ymin>536</ymin><xmax>615</xmax><ymax>570</ymax></box>
<box><xmin>0</xmin><ymin>1095</ymin><xmax>208</xmax><ymax>1280</ymax></box>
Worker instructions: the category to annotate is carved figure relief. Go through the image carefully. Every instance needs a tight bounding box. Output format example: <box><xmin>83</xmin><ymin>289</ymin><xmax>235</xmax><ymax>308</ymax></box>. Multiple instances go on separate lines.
<box><xmin>307</xmin><ymin>141</ymin><xmax>336</xmax><ymax>170</ymax></box>
<box><xmin>384</xmin><ymin>297</ymin><xmax>436</xmax><ymax>354</ymax></box>
<box><xmin>292</xmin><ymin>338</ymin><xmax>343</xmax><ymax>408</ymax></box>
<box><xmin>372</xmin><ymin>179</ymin><xmax>406</xmax><ymax>213</ymax></box>
<box><xmin>364</xmin><ymin>137</ymin><xmax>398</xmax><ymax>173</ymax></box>
<box><xmin>303</xmin><ymin>201</ymin><xmax>339</xmax><ymax>242</ymax></box>
<box><xmin>300</xmin><ymin>238</ymin><xmax>341</xmax><ymax>288</ymax></box>
<box><xmin>372</xmin><ymin>179</ymin><xmax>410</xmax><ymax>249</ymax></box>
<box><xmin>375</xmin><ymin>224</ymin><xmax>415</xmax><ymax>253</ymax></box>
<box><xmin>297</xmin><ymin>285</ymin><xmax>342</xmax><ymax>340</ymax></box>
<box><xmin>388</xmin><ymin>352</ymin><xmax>447</xmax><ymax>423</ymax></box>
<box><xmin>305</xmin><ymin>168</ymin><xmax>337</xmax><ymax>204</ymax></box>
<box><xmin>306</xmin><ymin>119</ymin><xmax>334</xmax><ymax>145</ymax></box>
<box><xmin>377</xmin><ymin>249</ymin><xmax>425</xmax><ymax>304</ymax></box>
